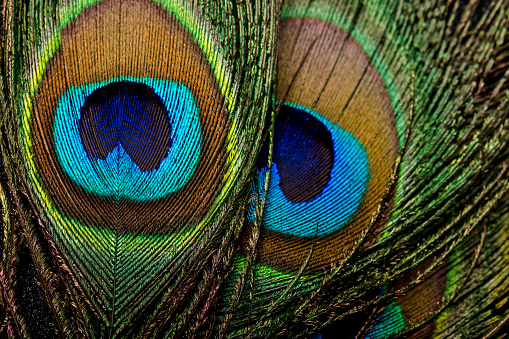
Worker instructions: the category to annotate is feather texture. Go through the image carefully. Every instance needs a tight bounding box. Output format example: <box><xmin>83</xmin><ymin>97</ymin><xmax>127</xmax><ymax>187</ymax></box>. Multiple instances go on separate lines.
<box><xmin>0</xmin><ymin>0</ymin><xmax>508</xmax><ymax>338</ymax></box>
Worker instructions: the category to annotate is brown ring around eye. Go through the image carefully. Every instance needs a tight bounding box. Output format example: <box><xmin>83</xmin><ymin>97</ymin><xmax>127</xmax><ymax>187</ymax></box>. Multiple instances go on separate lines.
<box><xmin>30</xmin><ymin>0</ymin><xmax>228</xmax><ymax>234</ymax></box>
<box><xmin>247</xmin><ymin>18</ymin><xmax>399</xmax><ymax>271</ymax></box>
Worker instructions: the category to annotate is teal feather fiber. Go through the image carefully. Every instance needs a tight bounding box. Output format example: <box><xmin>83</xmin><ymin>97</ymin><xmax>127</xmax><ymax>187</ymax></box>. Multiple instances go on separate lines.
<box><xmin>0</xmin><ymin>0</ymin><xmax>508</xmax><ymax>338</ymax></box>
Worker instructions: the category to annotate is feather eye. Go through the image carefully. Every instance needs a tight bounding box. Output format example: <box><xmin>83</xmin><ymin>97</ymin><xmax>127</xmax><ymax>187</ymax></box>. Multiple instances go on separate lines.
<box><xmin>55</xmin><ymin>79</ymin><xmax>201</xmax><ymax>201</ymax></box>
<box><xmin>250</xmin><ymin>102</ymin><xmax>369</xmax><ymax>237</ymax></box>
<box><xmin>249</xmin><ymin>15</ymin><xmax>399</xmax><ymax>270</ymax></box>
<box><xmin>12</xmin><ymin>0</ymin><xmax>252</xmax><ymax>334</ymax></box>
<box><xmin>236</xmin><ymin>0</ymin><xmax>508</xmax><ymax>337</ymax></box>
<box><xmin>27</xmin><ymin>0</ymin><xmax>229</xmax><ymax>234</ymax></box>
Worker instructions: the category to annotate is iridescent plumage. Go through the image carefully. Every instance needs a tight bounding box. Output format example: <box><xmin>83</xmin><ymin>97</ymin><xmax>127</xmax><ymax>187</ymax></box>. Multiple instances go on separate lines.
<box><xmin>0</xmin><ymin>0</ymin><xmax>508</xmax><ymax>338</ymax></box>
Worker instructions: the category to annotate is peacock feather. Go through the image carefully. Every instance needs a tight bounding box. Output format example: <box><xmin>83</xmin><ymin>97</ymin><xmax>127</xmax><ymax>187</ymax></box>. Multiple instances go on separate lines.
<box><xmin>0</xmin><ymin>0</ymin><xmax>508</xmax><ymax>338</ymax></box>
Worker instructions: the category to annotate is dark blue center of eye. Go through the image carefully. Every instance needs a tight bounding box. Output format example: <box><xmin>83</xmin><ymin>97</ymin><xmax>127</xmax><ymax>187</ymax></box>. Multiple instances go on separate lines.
<box><xmin>257</xmin><ymin>104</ymin><xmax>334</xmax><ymax>203</ymax></box>
<box><xmin>79</xmin><ymin>81</ymin><xmax>171</xmax><ymax>172</ymax></box>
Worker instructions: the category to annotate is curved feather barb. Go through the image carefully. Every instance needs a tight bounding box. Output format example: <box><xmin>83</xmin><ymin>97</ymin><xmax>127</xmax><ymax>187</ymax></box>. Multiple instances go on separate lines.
<box><xmin>0</xmin><ymin>0</ymin><xmax>508</xmax><ymax>338</ymax></box>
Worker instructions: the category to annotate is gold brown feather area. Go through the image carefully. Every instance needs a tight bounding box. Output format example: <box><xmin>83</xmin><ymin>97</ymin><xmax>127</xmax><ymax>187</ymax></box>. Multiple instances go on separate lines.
<box><xmin>0</xmin><ymin>0</ymin><xmax>508</xmax><ymax>338</ymax></box>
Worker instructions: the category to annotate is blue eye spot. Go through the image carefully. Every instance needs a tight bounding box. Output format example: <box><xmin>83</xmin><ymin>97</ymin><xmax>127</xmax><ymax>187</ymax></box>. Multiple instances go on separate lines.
<box><xmin>248</xmin><ymin>103</ymin><xmax>369</xmax><ymax>237</ymax></box>
<box><xmin>54</xmin><ymin>77</ymin><xmax>201</xmax><ymax>202</ymax></box>
<box><xmin>79</xmin><ymin>81</ymin><xmax>172</xmax><ymax>172</ymax></box>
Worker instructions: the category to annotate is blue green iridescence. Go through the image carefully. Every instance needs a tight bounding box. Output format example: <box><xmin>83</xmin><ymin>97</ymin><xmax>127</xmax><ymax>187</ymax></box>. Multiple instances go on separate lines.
<box><xmin>54</xmin><ymin>77</ymin><xmax>201</xmax><ymax>201</ymax></box>
<box><xmin>248</xmin><ymin>103</ymin><xmax>369</xmax><ymax>237</ymax></box>
<box><xmin>365</xmin><ymin>301</ymin><xmax>405</xmax><ymax>339</ymax></box>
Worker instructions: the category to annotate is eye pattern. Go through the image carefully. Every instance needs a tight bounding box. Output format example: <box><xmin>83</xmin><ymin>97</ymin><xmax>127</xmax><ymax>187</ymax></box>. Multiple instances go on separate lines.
<box><xmin>26</xmin><ymin>0</ymin><xmax>229</xmax><ymax>234</ymax></box>
<box><xmin>249</xmin><ymin>17</ymin><xmax>400</xmax><ymax>270</ymax></box>
<box><xmin>249</xmin><ymin>103</ymin><xmax>369</xmax><ymax>237</ymax></box>
<box><xmin>55</xmin><ymin>78</ymin><xmax>201</xmax><ymax>201</ymax></box>
<box><xmin>20</xmin><ymin>0</ymin><xmax>233</xmax><ymax>326</ymax></box>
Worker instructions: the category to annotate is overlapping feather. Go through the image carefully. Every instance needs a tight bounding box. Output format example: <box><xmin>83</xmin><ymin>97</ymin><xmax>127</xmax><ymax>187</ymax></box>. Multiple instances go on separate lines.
<box><xmin>0</xmin><ymin>0</ymin><xmax>508</xmax><ymax>338</ymax></box>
